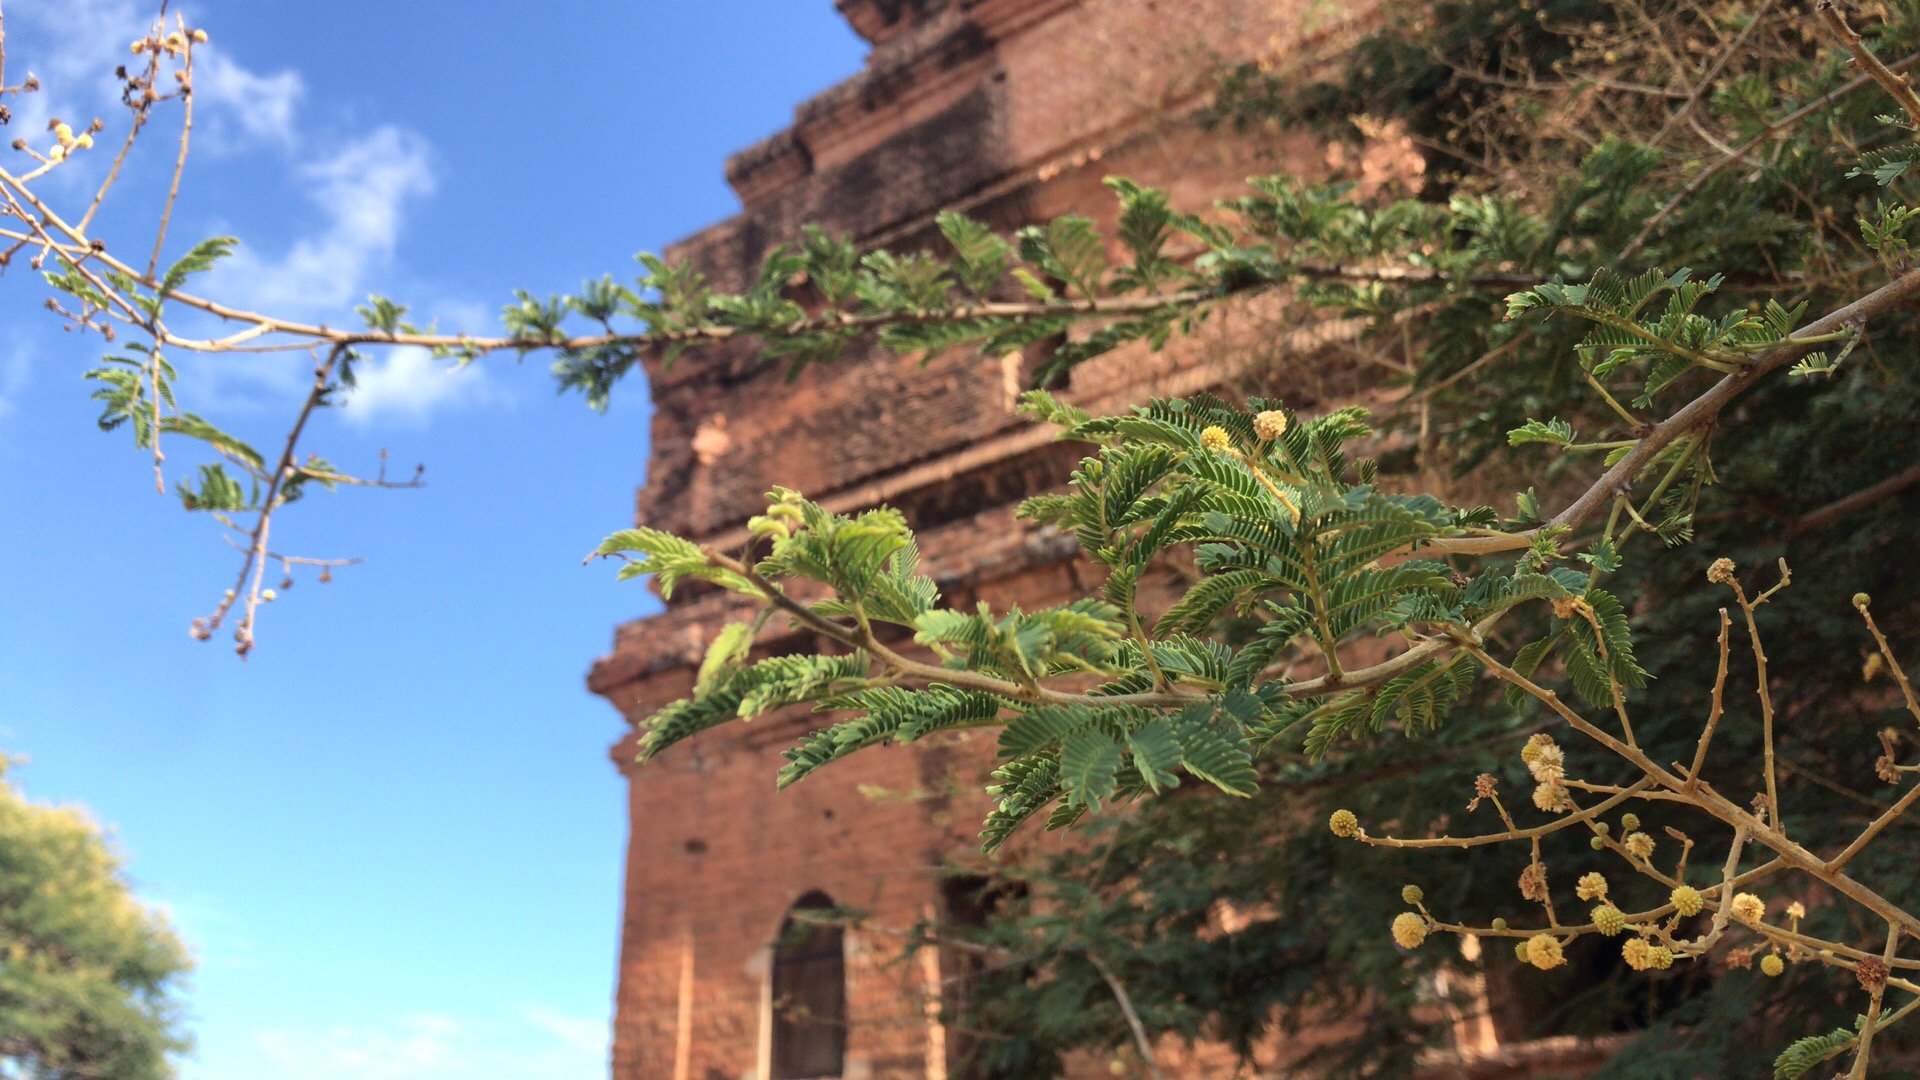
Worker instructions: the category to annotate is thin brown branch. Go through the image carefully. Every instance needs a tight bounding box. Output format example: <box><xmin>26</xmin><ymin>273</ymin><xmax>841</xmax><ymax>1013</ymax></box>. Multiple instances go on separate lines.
<box><xmin>1685</xmin><ymin>609</ymin><xmax>1733</xmax><ymax>789</ymax></box>
<box><xmin>1650</xmin><ymin>0</ymin><xmax>1774</xmax><ymax>149</ymax></box>
<box><xmin>1780</xmin><ymin>462</ymin><xmax>1920</xmax><ymax>540</ymax></box>
<box><xmin>1620</xmin><ymin>51</ymin><xmax>1920</xmax><ymax>262</ymax></box>
<box><xmin>1847</xmin><ymin>925</ymin><xmax>1902</xmax><ymax>1079</ymax></box>
<box><xmin>1454</xmin><ymin>634</ymin><xmax>1920</xmax><ymax>942</ymax></box>
<box><xmin>1726</xmin><ymin>573</ymin><xmax>1784</xmax><ymax>834</ymax></box>
<box><xmin>197</xmin><ymin>345</ymin><xmax>346</xmax><ymax>655</ymax></box>
<box><xmin>145</xmin><ymin>24</ymin><xmax>192</xmax><ymax>279</ymax></box>
<box><xmin>1084</xmin><ymin>952</ymin><xmax>1163</xmax><ymax>1080</ymax></box>
<box><xmin>1817</xmin><ymin>3</ymin><xmax>1920</xmax><ymax>131</ymax></box>
<box><xmin>1856</xmin><ymin>594</ymin><xmax>1920</xmax><ymax>724</ymax></box>
<box><xmin>1358</xmin><ymin>779</ymin><xmax>1655</xmax><ymax>849</ymax></box>
<box><xmin>1828</xmin><ymin>779</ymin><xmax>1920</xmax><ymax>874</ymax></box>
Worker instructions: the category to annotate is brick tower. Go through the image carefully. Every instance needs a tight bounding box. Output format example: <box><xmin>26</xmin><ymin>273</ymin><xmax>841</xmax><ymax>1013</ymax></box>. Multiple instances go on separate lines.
<box><xmin>585</xmin><ymin>3</ymin><xmax>1394</xmax><ymax>1077</ymax></box>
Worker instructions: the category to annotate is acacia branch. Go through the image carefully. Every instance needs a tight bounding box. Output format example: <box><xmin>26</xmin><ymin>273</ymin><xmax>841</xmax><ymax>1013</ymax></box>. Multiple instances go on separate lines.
<box><xmin>1620</xmin><ymin>51</ymin><xmax>1920</xmax><ymax>262</ymax></box>
<box><xmin>1817</xmin><ymin>3</ymin><xmax>1920</xmax><ymax>131</ymax></box>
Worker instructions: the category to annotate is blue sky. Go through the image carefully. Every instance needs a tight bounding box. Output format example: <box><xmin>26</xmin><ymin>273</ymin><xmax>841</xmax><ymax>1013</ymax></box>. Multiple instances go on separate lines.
<box><xmin>0</xmin><ymin>3</ymin><xmax>867</xmax><ymax>1077</ymax></box>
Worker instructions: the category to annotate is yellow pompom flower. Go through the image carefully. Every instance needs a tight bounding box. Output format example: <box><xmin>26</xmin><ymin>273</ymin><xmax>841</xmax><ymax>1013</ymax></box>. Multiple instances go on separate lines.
<box><xmin>1761</xmin><ymin>954</ymin><xmax>1785</xmax><ymax>977</ymax></box>
<box><xmin>1622</xmin><ymin>938</ymin><xmax>1651</xmax><ymax>971</ymax></box>
<box><xmin>1670</xmin><ymin>885</ymin><xmax>1704</xmax><ymax>918</ymax></box>
<box><xmin>1328</xmin><ymin>809</ymin><xmax>1359</xmax><ymax>838</ymax></box>
<box><xmin>1524</xmin><ymin>934</ymin><xmax>1565</xmax><ymax>970</ymax></box>
<box><xmin>1624</xmin><ymin>831</ymin><xmax>1655</xmax><ymax>859</ymax></box>
<box><xmin>1575</xmin><ymin>872</ymin><xmax>1609</xmax><ymax>902</ymax></box>
<box><xmin>1199</xmin><ymin>426</ymin><xmax>1233</xmax><ymax>453</ymax></box>
<box><xmin>1621</xmin><ymin>812</ymin><xmax>1641</xmax><ymax>832</ymax></box>
<box><xmin>1647</xmin><ymin>945</ymin><xmax>1675</xmax><ymax>970</ymax></box>
<box><xmin>1730</xmin><ymin>893</ymin><xmax>1765</xmax><ymax>927</ymax></box>
<box><xmin>1392</xmin><ymin>912</ymin><xmax>1428</xmax><ymax>950</ymax></box>
<box><xmin>1253</xmin><ymin>409</ymin><xmax>1289</xmax><ymax>441</ymax></box>
<box><xmin>1592</xmin><ymin>905</ymin><xmax>1627</xmax><ymax>936</ymax></box>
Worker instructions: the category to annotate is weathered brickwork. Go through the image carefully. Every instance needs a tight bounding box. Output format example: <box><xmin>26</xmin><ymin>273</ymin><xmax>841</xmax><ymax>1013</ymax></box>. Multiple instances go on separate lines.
<box><xmin>587</xmin><ymin>3</ymin><xmax>1609</xmax><ymax>1078</ymax></box>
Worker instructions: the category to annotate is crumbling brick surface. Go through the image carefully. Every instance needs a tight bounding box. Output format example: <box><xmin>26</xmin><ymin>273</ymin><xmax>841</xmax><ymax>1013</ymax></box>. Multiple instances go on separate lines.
<box><xmin>589</xmin><ymin>3</ymin><xmax>1404</xmax><ymax>1077</ymax></box>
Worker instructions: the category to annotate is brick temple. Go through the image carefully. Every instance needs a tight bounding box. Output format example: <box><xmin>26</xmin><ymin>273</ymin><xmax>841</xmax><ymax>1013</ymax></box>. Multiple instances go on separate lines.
<box><xmin>584</xmin><ymin>2</ymin><xmax>1601</xmax><ymax>1077</ymax></box>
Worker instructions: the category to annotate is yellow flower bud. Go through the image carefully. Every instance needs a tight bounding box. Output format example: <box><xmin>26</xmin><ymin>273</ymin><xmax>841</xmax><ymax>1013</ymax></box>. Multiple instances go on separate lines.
<box><xmin>1593</xmin><ymin>904</ymin><xmax>1626</xmax><ymax>936</ymax></box>
<box><xmin>1525</xmin><ymin>934</ymin><xmax>1565</xmax><ymax>970</ymax></box>
<box><xmin>1620</xmin><ymin>813</ymin><xmax>1641</xmax><ymax>832</ymax></box>
<box><xmin>1670</xmin><ymin>885</ymin><xmax>1704</xmax><ymax>918</ymax></box>
<box><xmin>1392</xmin><ymin>912</ymin><xmax>1428</xmax><ymax>950</ymax></box>
<box><xmin>1328</xmin><ymin>809</ymin><xmax>1359</xmax><ymax>838</ymax></box>
<box><xmin>75</xmin><ymin>133</ymin><xmax>94</xmax><ymax>150</ymax></box>
<box><xmin>1761</xmin><ymin>953</ymin><xmax>1785</xmax><ymax>977</ymax></box>
<box><xmin>1623</xmin><ymin>938</ymin><xmax>1651</xmax><ymax>971</ymax></box>
<box><xmin>190</xmin><ymin>28</ymin><xmax>209</xmax><ymax>43</ymax></box>
<box><xmin>1648</xmin><ymin>945</ymin><xmax>1674</xmax><ymax>970</ymax></box>
<box><xmin>1401</xmin><ymin>885</ymin><xmax>1424</xmax><ymax>905</ymax></box>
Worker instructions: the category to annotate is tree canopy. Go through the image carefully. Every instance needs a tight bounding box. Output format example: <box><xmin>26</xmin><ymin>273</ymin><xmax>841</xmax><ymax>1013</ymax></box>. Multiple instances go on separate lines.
<box><xmin>0</xmin><ymin>759</ymin><xmax>192</xmax><ymax>1079</ymax></box>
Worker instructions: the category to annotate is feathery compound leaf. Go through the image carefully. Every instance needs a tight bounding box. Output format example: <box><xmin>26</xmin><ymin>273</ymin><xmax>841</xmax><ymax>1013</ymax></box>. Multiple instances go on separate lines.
<box><xmin>695</xmin><ymin>621</ymin><xmax>759</xmax><ymax>697</ymax></box>
<box><xmin>1059</xmin><ymin>728</ymin><xmax>1124</xmax><ymax>811</ymax></box>
<box><xmin>597</xmin><ymin>528</ymin><xmax>754</xmax><ymax>597</ymax></box>
<box><xmin>779</xmin><ymin>686</ymin><xmax>1002</xmax><ymax>788</ymax></box>
<box><xmin>1508</xmin><ymin>418</ymin><xmax>1577</xmax><ymax>447</ymax></box>
<box><xmin>1173</xmin><ymin>704</ymin><xmax>1257</xmax><ymax>796</ymax></box>
<box><xmin>1560</xmin><ymin>588</ymin><xmax>1648</xmax><ymax>706</ymax></box>
<box><xmin>982</xmin><ymin>754</ymin><xmax>1063</xmax><ymax>852</ymax></box>
<box><xmin>158</xmin><ymin>236</ymin><xmax>239</xmax><ymax>299</ymax></box>
<box><xmin>1773</xmin><ymin>1028</ymin><xmax>1857</xmax><ymax>1080</ymax></box>
<box><xmin>1017</xmin><ymin>215</ymin><xmax>1108</xmax><ymax>298</ymax></box>
<box><xmin>937</xmin><ymin>211</ymin><xmax>1013</xmax><ymax>296</ymax></box>
<box><xmin>640</xmin><ymin>652</ymin><xmax>870</xmax><ymax>760</ymax></box>
<box><xmin>1126</xmin><ymin>718</ymin><xmax>1184</xmax><ymax>793</ymax></box>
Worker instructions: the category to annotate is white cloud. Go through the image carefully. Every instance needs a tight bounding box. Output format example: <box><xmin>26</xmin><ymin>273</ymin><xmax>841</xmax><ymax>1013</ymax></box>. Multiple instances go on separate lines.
<box><xmin>2</xmin><ymin>0</ymin><xmax>302</xmax><ymax>151</ymax></box>
<box><xmin>254</xmin><ymin>1014</ymin><xmax>461</xmax><ymax>1080</ymax></box>
<box><xmin>0</xmin><ymin>344</ymin><xmax>31</xmax><ymax>421</ymax></box>
<box><xmin>339</xmin><ymin>346</ymin><xmax>502</xmax><ymax>427</ymax></box>
<box><xmin>0</xmin><ymin>2</ymin><xmax>501</xmax><ymax>426</ymax></box>
<box><xmin>196</xmin><ymin>48</ymin><xmax>305</xmax><ymax>147</ymax></box>
<box><xmin>215</xmin><ymin>125</ymin><xmax>436</xmax><ymax>316</ymax></box>
<box><xmin>519</xmin><ymin>1006</ymin><xmax>609</xmax><ymax>1056</ymax></box>
<box><xmin>240</xmin><ymin>1008</ymin><xmax>605</xmax><ymax>1080</ymax></box>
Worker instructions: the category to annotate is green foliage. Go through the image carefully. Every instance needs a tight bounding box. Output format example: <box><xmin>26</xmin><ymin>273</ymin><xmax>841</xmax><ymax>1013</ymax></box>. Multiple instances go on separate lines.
<box><xmin>573</xmin><ymin>4</ymin><xmax>1920</xmax><ymax>1077</ymax></box>
<box><xmin>0</xmin><ymin>758</ymin><xmax>192</xmax><ymax>1079</ymax></box>
<box><xmin>604</xmin><ymin>395</ymin><xmax>1605</xmax><ymax>854</ymax></box>
<box><xmin>1773</xmin><ymin>1025</ymin><xmax>1860</xmax><ymax>1079</ymax></box>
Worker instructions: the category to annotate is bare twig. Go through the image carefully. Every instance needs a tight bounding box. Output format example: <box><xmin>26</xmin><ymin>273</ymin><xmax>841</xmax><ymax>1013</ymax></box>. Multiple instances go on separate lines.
<box><xmin>1817</xmin><ymin>3</ymin><xmax>1920</xmax><ymax>131</ymax></box>
<box><xmin>1084</xmin><ymin>952</ymin><xmax>1163</xmax><ymax>1080</ymax></box>
<box><xmin>1619</xmin><ymin>52</ymin><xmax>1920</xmax><ymax>262</ymax></box>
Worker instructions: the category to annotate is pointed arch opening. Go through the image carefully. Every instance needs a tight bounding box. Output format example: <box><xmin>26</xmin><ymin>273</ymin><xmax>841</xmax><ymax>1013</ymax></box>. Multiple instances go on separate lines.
<box><xmin>770</xmin><ymin>890</ymin><xmax>846</xmax><ymax>1079</ymax></box>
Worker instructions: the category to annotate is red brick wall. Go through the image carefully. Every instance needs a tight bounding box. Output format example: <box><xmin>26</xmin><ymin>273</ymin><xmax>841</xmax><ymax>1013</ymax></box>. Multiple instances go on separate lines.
<box><xmin>589</xmin><ymin>3</ymin><xmax>1396</xmax><ymax>1078</ymax></box>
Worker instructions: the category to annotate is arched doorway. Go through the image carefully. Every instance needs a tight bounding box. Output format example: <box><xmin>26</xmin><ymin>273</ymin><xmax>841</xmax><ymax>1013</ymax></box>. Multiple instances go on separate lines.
<box><xmin>769</xmin><ymin>890</ymin><xmax>846</xmax><ymax>1079</ymax></box>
